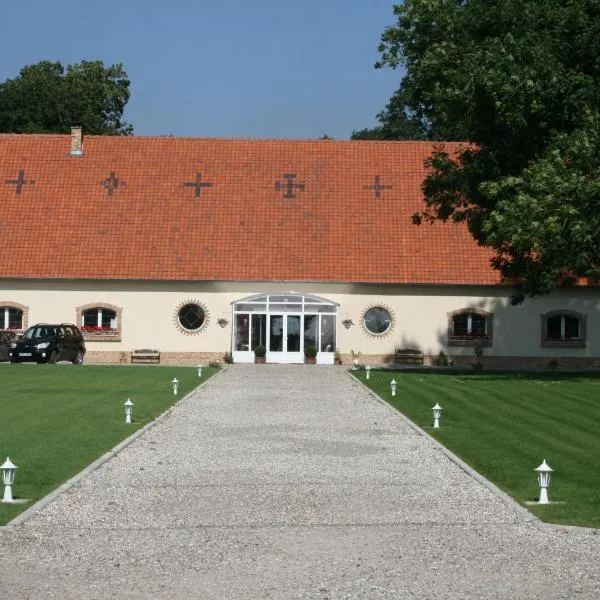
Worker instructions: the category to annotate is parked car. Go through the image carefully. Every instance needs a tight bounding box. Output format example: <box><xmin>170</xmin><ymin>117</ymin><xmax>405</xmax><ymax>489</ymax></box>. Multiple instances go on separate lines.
<box><xmin>9</xmin><ymin>323</ymin><xmax>86</xmax><ymax>364</ymax></box>
<box><xmin>0</xmin><ymin>330</ymin><xmax>18</xmax><ymax>362</ymax></box>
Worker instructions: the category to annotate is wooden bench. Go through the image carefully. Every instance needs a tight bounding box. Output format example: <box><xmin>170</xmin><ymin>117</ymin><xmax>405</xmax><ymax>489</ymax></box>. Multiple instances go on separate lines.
<box><xmin>131</xmin><ymin>348</ymin><xmax>161</xmax><ymax>364</ymax></box>
<box><xmin>394</xmin><ymin>348</ymin><xmax>424</xmax><ymax>365</ymax></box>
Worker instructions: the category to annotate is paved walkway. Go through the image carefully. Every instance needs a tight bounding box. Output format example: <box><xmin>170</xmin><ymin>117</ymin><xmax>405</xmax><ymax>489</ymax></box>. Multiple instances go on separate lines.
<box><xmin>0</xmin><ymin>365</ymin><xmax>599</xmax><ymax>599</ymax></box>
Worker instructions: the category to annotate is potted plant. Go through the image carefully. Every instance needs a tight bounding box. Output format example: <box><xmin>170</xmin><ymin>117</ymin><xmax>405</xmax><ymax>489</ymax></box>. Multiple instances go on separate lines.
<box><xmin>254</xmin><ymin>345</ymin><xmax>266</xmax><ymax>364</ymax></box>
<box><xmin>334</xmin><ymin>349</ymin><xmax>343</xmax><ymax>365</ymax></box>
<box><xmin>304</xmin><ymin>345</ymin><xmax>317</xmax><ymax>364</ymax></box>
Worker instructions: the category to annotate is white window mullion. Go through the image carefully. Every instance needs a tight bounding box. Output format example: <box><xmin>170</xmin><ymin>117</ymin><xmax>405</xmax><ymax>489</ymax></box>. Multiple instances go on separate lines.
<box><xmin>560</xmin><ymin>316</ymin><xmax>566</xmax><ymax>340</ymax></box>
<box><xmin>467</xmin><ymin>314</ymin><xmax>473</xmax><ymax>335</ymax></box>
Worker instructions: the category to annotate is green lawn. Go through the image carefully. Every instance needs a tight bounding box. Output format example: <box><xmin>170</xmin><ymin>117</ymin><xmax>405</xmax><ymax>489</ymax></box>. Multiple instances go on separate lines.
<box><xmin>353</xmin><ymin>369</ymin><xmax>600</xmax><ymax>528</ymax></box>
<box><xmin>0</xmin><ymin>364</ymin><xmax>219</xmax><ymax>524</ymax></box>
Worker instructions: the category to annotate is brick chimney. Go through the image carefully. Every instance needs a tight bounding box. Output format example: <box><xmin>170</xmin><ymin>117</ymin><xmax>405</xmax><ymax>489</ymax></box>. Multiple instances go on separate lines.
<box><xmin>70</xmin><ymin>126</ymin><xmax>83</xmax><ymax>156</ymax></box>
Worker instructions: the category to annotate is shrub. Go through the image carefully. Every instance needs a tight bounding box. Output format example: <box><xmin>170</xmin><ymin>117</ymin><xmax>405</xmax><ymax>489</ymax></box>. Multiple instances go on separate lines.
<box><xmin>223</xmin><ymin>351</ymin><xmax>234</xmax><ymax>364</ymax></box>
<box><xmin>254</xmin><ymin>345</ymin><xmax>266</xmax><ymax>358</ymax></box>
<box><xmin>434</xmin><ymin>350</ymin><xmax>450</xmax><ymax>366</ymax></box>
<box><xmin>208</xmin><ymin>360</ymin><xmax>222</xmax><ymax>368</ymax></box>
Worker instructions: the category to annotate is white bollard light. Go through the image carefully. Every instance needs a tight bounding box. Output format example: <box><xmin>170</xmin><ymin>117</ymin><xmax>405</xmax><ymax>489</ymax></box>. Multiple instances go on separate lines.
<box><xmin>535</xmin><ymin>459</ymin><xmax>553</xmax><ymax>505</ymax></box>
<box><xmin>124</xmin><ymin>398</ymin><xmax>134</xmax><ymax>424</ymax></box>
<box><xmin>197</xmin><ymin>364</ymin><xmax>203</xmax><ymax>378</ymax></box>
<box><xmin>432</xmin><ymin>403</ymin><xmax>442</xmax><ymax>428</ymax></box>
<box><xmin>390</xmin><ymin>379</ymin><xmax>397</xmax><ymax>397</ymax></box>
<box><xmin>365</xmin><ymin>365</ymin><xmax>371</xmax><ymax>379</ymax></box>
<box><xmin>1</xmin><ymin>457</ymin><xmax>17</xmax><ymax>503</ymax></box>
<box><xmin>172</xmin><ymin>377</ymin><xmax>179</xmax><ymax>395</ymax></box>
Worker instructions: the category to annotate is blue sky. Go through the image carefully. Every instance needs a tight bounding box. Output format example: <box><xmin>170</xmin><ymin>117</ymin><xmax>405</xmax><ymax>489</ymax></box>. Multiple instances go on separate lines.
<box><xmin>1</xmin><ymin>1</ymin><xmax>402</xmax><ymax>139</ymax></box>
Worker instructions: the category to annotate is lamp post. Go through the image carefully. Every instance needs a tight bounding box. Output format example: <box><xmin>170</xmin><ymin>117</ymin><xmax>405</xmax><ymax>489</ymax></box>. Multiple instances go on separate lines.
<box><xmin>124</xmin><ymin>398</ymin><xmax>133</xmax><ymax>424</ymax></box>
<box><xmin>197</xmin><ymin>364</ymin><xmax>203</xmax><ymax>378</ymax></box>
<box><xmin>432</xmin><ymin>403</ymin><xmax>442</xmax><ymax>428</ymax></box>
<box><xmin>171</xmin><ymin>377</ymin><xmax>179</xmax><ymax>395</ymax></box>
<box><xmin>365</xmin><ymin>365</ymin><xmax>371</xmax><ymax>380</ymax></box>
<box><xmin>535</xmin><ymin>459</ymin><xmax>553</xmax><ymax>505</ymax></box>
<box><xmin>390</xmin><ymin>379</ymin><xmax>397</xmax><ymax>397</ymax></box>
<box><xmin>1</xmin><ymin>457</ymin><xmax>17</xmax><ymax>503</ymax></box>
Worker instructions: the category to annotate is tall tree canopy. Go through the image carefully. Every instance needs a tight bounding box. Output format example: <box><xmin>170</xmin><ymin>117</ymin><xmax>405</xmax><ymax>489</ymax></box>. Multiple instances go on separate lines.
<box><xmin>375</xmin><ymin>0</ymin><xmax>600</xmax><ymax>301</ymax></box>
<box><xmin>0</xmin><ymin>60</ymin><xmax>132</xmax><ymax>135</ymax></box>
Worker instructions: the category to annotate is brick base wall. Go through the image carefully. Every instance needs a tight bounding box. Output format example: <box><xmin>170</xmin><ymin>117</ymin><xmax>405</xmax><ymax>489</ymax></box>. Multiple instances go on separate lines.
<box><xmin>449</xmin><ymin>355</ymin><xmax>600</xmax><ymax>370</ymax></box>
<box><xmin>84</xmin><ymin>351</ymin><xmax>600</xmax><ymax>370</ymax></box>
<box><xmin>84</xmin><ymin>351</ymin><xmax>228</xmax><ymax>365</ymax></box>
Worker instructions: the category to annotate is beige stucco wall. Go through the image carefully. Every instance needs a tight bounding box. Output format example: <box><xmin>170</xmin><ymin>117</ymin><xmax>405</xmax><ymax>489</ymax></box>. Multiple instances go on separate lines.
<box><xmin>1</xmin><ymin>279</ymin><xmax>600</xmax><ymax>361</ymax></box>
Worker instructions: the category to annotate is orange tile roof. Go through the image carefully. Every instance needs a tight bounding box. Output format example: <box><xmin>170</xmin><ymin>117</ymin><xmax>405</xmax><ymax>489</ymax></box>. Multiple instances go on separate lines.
<box><xmin>0</xmin><ymin>134</ymin><xmax>502</xmax><ymax>285</ymax></box>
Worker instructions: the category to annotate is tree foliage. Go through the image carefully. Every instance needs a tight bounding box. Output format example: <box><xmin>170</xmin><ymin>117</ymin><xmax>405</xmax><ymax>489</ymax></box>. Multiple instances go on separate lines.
<box><xmin>351</xmin><ymin>87</ymin><xmax>454</xmax><ymax>141</ymax></box>
<box><xmin>377</xmin><ymin>0</ymin><xmax>600</xmax><ymax>300</ymax></box>
<box><xmin>0</xmin><ymin>60</ymin><xmax>132</xmax><ymax>135</ymax></box>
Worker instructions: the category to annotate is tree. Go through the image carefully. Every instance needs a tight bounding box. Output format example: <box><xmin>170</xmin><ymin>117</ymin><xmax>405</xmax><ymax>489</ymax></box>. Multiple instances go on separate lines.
<box><xmin>351</xmin><ymin>88</ymin><xmax>449</xmax><ymax>140</ymax></box>
<box><xmin>0</xmin><ymin>60</ymin><xmax>132</xmax><ymax>135</ymax></box>
<box><xmin>376</xmin><ymin>0</ymin><xmax>600</xmax><ymax>301</ymax></box>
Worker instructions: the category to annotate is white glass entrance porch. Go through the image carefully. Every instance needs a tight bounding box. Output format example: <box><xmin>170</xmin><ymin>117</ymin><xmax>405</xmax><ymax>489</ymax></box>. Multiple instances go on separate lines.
<box><xmin>232</xmin><ymin>293</ymin><xmax>338</xmax><ymax>364</ymax></box>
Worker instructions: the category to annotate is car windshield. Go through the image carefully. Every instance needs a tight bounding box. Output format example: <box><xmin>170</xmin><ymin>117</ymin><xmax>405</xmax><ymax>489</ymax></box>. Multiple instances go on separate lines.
<box><xmin>24</xmin><ymin>326</ymin><xmax>57</xmax><ymax>339</ymax></box>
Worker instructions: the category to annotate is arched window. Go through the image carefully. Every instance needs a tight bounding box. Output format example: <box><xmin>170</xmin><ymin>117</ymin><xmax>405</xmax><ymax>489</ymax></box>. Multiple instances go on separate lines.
<box><xmin>0</xmin><ymin>302</ymin><xmax>27</xmax><ymax>332</ymax></box>
<box><xmin>76</xmin><ymin>303</ymin><xmax>122</xmax><ymax>341</ymax></box>
<box><xmin>447</xmin><ymin>309</ymin><xmax>493</xmax><ymax>346</ymax></box>
<box><xmin>541</xmin><ymin>311</ymin><xmax>586</xmax><ymax>347</ymax></box>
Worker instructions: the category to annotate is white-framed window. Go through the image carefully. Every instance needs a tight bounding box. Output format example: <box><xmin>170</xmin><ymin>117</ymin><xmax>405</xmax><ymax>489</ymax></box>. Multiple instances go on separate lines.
<box><xmin>76</xmin><ymin>303</ymin><xmax>122</xmax><ymax>341</ymax></box>
<box><xmin>83</xmin><ymin>308</ymin><xmax>117</xmax><ymax>330</ymax></box>
<box><xmin>448</xmin><ymin>309</ymin><xmax>493</xmax><ymax>346</ymax></box>
<box><xmin>541</xmin><ymin>311</ymin><xmax>586</xmax><ymax>347</ymax></box>
<box><xmin>0</xmin><ymin>302</ymin><xmax>27</xmax><ymax>332</ymax></box>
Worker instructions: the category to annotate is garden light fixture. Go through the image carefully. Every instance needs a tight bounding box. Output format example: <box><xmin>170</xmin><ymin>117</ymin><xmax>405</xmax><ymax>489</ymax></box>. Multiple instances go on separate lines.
<box><xmin>197</xmin><ymin>364</ymin><xmax>203</xmax><ymax>378</ymax></box>
<box><xmin>172</xmin><ymin>377</ymin><xmax>179</xmax><ymax>395</ymax></box>
<box><xmin>432</xmin><ymin>403</ymin><xmax>442</xmax><ymax>428</ymax></box>
<box><xmin>1</xmin><ymin>457</ymin><xmax>17</xmax><ymax>503</ymax></box>
<box><xmin>390</xmin><ymin>379</ymin><xmax>397</xmax><ymax>397</ymax></box>
<box><xmin>365</xmin><ymin>365</ymin><xmax>371</xmax><ymax>379</ymax></box>
<box><xmin>124</xmin><ymin>398</ymin><xmax>133</xmax><ymax>424</ymax></box>
<box><xmin>535</xmin><ymin>459</ymin><xmax>553</xmax><ymax>505</ymax></box>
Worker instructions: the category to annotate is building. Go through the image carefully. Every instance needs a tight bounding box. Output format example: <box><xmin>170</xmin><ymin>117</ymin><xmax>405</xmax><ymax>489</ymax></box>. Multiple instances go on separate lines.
<box><xmin>1</xmin><ymin>129</ymin><xmax>598</xmax><ymax>367</ymax></box>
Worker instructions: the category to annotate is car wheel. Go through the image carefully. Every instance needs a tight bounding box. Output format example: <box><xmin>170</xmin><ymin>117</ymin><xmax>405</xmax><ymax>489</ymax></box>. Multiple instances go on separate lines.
<box><xmin>73</xmin><ymin>350</ymin><xmax>84</xmax><ymax>365</ymax></box>
<box><xmin>48</xmin><ymin>350</ymin><xmax>58</xmax><ymax>364</ymax></box>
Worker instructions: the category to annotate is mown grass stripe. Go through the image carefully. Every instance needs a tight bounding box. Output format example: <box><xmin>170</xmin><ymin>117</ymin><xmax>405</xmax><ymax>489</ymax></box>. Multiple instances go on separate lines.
<box><xmin>356</xmin><ymin>369</ymin><xmax>600</xmax><ymax>528</ymax></box>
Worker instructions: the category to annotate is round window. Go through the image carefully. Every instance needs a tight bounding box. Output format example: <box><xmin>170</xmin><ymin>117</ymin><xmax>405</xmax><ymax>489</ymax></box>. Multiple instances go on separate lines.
<box><xmin>363</xmin><ymin>307</ymin><xmax>392</xmax><ymax>335</ymax></box>
<box><xmin>178</xmin><ymin>303</ymin><xmax>205</xmax><ymax>331</ymax></box>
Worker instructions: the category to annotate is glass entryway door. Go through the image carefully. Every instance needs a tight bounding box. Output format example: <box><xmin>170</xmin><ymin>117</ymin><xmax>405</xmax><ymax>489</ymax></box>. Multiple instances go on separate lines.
<box><xmin>269</xmin><ymin>314</ymin><xmax>302</xmax><ymax>363</ymax></box>
<box><xmin>232</xmin><ymin>292</ymin><xmax>338</xmax><ymax>364</ymax></box>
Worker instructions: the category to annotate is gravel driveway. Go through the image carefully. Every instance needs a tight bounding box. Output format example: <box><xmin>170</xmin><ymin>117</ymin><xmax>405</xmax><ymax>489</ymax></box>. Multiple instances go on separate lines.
<box><xmin>0</xmin><ymin>365</ymin><xmax>599</xmax><ymax>599</ymax></box>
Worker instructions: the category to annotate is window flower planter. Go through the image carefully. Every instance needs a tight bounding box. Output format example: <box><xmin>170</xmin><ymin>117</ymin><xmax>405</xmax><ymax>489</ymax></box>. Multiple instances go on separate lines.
<box><xmin>81</xmin><ymin>327</ymin><xmax>121</xmax><ymax>341</ymax></box>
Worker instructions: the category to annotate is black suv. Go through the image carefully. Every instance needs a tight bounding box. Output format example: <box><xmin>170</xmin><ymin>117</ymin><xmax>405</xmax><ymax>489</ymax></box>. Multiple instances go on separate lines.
<box><xmin>9</xmin><ymin>323</ymin><xmax>86</xmax><ymax>364</ymax></box>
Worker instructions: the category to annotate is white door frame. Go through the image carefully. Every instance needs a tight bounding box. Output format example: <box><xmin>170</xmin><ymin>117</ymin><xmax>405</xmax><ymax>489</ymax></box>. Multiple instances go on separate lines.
<box><xmin>231</xmin><ymin>292</ymin><xmax>338</xmax><ymax>364</ymax></box>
